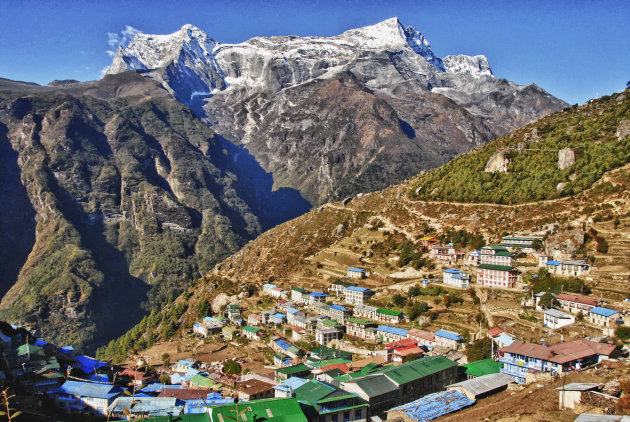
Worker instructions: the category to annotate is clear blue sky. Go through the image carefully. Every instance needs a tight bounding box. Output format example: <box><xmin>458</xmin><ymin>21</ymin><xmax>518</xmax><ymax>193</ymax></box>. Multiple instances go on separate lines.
<box><xmin>0</xmin><ymin>0</ymin><xmax>628</xmax><ymax>104</ymax></box>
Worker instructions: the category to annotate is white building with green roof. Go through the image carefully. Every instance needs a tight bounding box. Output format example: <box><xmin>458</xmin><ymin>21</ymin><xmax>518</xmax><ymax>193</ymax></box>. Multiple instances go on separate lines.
<box><xmin>477</xmin><ymin>245</ymin><xmax>518</xmax><ymax>288</ymax></box>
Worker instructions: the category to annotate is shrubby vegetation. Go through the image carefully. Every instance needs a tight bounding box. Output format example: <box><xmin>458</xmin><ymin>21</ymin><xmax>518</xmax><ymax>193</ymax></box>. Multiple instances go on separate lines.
<box><xmin>410</xmin><ymin>90</ymin><xmax>630</xmax><ymax>204</ymax></box>
<box><xmin>526</xmin><ymin>269</ymin><xmax>591</xmax><ymax>295</ymax></box>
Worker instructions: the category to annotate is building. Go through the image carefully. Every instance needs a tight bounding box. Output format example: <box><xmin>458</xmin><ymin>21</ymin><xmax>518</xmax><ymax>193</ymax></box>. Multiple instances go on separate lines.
<box><xmin>347</xmin><ymin>268</ymin><xmax>366</xmax><ymax>279</ymax></box>
<box><xmin>376</xmin><ymin>308</ymin><xmax>405</xmax><ymax>324</ymax></box>
<box><xmin>222</xmin><ymin>326</ymin><xmax>238</xmax><ymax>340</ymax></box>
<box><xmin>501</xmin><ymin>236</ymin><xmax>542</xmax><ymax>253</ymax></box>
<box><xmin>543</xmin><ymin>309</ymin><xmax>575</xmax><ymax>329</ymax></box>
<box><xmin>235</xmin><ymin>379</ymin><xmax>276</xmax><ymax>401</ymax></box>
<box><xmin>447</xmin><ymin>373</ymin><xmax>514</xmax><ymax>400</ymax></box>
<box><xmin>262</xmin><ymin>310</ymin><xmax>275</xmax><ymax>325</ymax></box>
<box><xmin>555</xmin><ymin>383</ymin><xmax>603</xmax><ymax>409</ymax></box>
<box><xmin>293</xmin><ymin>379</ymin><xmax>368</xmax><ymax>422</ymax></box>
<box><xmin>286</xmin><ymin>308</ymin><xmax>306</xmax><ymax>325</ymax></box>
<box><xmin>272</xmin><ymin>313</ymin><xmax>287</xmax><ymax>325</ymax></box>
<box><xmin>344</xmin><ymin>286</ymin><xmax>375</xmax><ymax>305</ymax></box>
<box><xmin>315</xmin><ymin>329</ymin><xmax>343</xmax><ymax>345</ymax></box>
<box><xmin>226</xmin><ymin>304</ymin><xmax>241</xmax><ymax>321</ymax></box>
<box><xmin>108</xmin><ymin>397</ymin><xmax>181</xmax><ymax>418</ymax></box>
<box><xmin>309</xmin><ymin>292</ymin><xmax>329</xmax><ymax>304</ymax></box>
<box><xmin>208</xmin><ymin>398</ymin><xmax>308</xmax><ymax>422</ymax></box>
<box><xmin>434</xmin><ymin>329</ymin><xmax>462</xmax><ymax>350</ymax></box>
<box><xmin>442</xmin><ymin>268</ymin><xmax>471</xmax><ymax>289</ymax></box>
<box><xmin>354</xmin><ymin>304</ymin><xmax>378</xmax><ymax>321</ymax></box>
<box><xmin>345</xmin><ymin>318</ymin><xmax>378</xmax><ymax>341</ymax></box>
<box><xmin>428</xmin><ymin>244</ymin><xmax>465</xmax><ymax>264</ymax></box>
<box><xmin>275</xmin><ymin>364</ymin><xmax>312</xmax><ymax>381</ymax></box>
<box><xmin>376</xmin><ymin>325</ymin><xmax>408</xmax><ymax>343</ymax></box>
<box><xmin>386</xmin><ymin>390</ymin><xmax>474</xmax><ymax>421</ymax></box>
<box><xmin>264</xmin><ymin>284</ymin><xmax>289</xmax><ymax>299</ymax></box>
<box><xmin>292</xmin><ymin>287</ymin><xmax>310</xmax><ymax>305</ymax></box>
<box><xmin>555</xmin><ymin>294</ymin><xmax>602</xmax><ymax>314</ymax></box>
<box><xmin>172</xmin><ymin>359</ymin><xmax>198</xmax><ymax>373</ymax></box>
<box><xmin>477</xmin><ymin>246</ymin><xmax>518</xmax><ymax>288</ymax></box>
<box><xmin>340</xmin><ymin>375</ymin><xmax>399</xmax><ymax>417</ymax></box>
<box><xmin>500</xmin><ymin>339</ymin><xmax>620</xmax><ymax>383</ymax></box>
<box><xmin>466</xmin><ymin>250</ymin><xmax>480</xmax><ymax>266</ymax></box>
<box><xmin>545</xmin><ymin>260</ymin><xmax>591</xmax><ymax>277</ymax></box>
<box><xmin>588</xmin><ymin>307</ymin><xmax>619</xmax><ymax>328</ymax></box>
<box><xmin>462</xmin><ymin>359</ymin><xmax>500</xmax><ymax>379</ymax></box>
<box><xmin>53</xmin><ymin>381</ymin><xmax>122</xmax><ymax>416</ymax></box>
<box><xmin>274</xmin><ymin>377</ymin><xmax>309</xmax><ymax>398</ymax></box>
<box><xmin>418</xmin><ymin>236</ymin><xmax>440</xmax><ymax>250</ymax></box>
<box><xmin>242</xmin><ymin>325</ymin><xmax>262</xmax><ymax>341</ymax></box>
<box><xmin>406</xmin><ymin>329</ymin><xmax>436</xmax><ymax>348</ymax></box>
<box><xmin>270</xmin><ymin>337</ymin><xmax>302</xmax><ymax>359</ymax></box>
<box><xmin>247</xmin><ymin>314</ymin><xmax>262</xmax><ymax>326</ymax></box>
<box><xmin>329</xmin><ymin>280</ymin><xmax>355</xmax><ymax>294</ymax></box>
<box><xmin>291</xmin><ymin>327</ymin><xmax>307</xmax><ymax>342</ymax></box>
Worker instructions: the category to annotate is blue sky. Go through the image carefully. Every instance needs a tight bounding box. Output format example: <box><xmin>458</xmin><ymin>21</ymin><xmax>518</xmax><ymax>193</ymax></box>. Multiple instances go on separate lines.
<box><xmin>0</xmin><ymin>0</ymin><xmax>628</xmax><ymax>104</ymax></box>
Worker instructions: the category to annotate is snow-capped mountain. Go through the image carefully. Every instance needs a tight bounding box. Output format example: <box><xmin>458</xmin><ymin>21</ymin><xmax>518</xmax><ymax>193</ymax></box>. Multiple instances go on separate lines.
<box><xmin>106</xmin><ymin>17</ymin><xmax>566</xmax><ymax>205</ymax></box>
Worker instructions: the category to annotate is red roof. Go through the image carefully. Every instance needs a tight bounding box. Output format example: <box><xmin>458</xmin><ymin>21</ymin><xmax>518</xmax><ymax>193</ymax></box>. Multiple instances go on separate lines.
<box><xmin>291</xmin><ymin>327</ymin><xmax>306</xmax><ymax>333</ymax></box>
<box><xmin>502</xmin><ymin>339</ymin><xmax>618</xmax><ymax>365</ymax></box>
<box><xmin>384</xmin><ymin>338</ymin><xmax>417</xmax><ymax>349</ymax></box>
<box><xmin>407</xmin><ymin>329</ymin><xmax>435</xmax><ymax>342</ymax></box>
<box><xmin>393</xmin><ymin>345</ymin><xmax>424</xmax><ymax>357</ymax></box>
<box><xmin>556</xmin><ymin>294</ymin><xmax>601</xmax><ymax>307</ymax></box>
<box><xmin>117</xmin><ymin>369</ymin><xmax>153</xmax><ymax>381</ymax></box>
<box><xmin>319</xmin><ymin>363</ymin><xmax>350</xmax><ymax>373</ymax></box>
<box><xmin>486</xmin><ymin>327</ymin><xmax>505</xmax><ymax>338</ymax></box>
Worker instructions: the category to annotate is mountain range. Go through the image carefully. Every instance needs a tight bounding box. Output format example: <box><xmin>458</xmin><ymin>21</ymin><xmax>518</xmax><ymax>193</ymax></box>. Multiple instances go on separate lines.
<box><xmin>0</xmin><ymin>18</ymin><xmax>567</xmax><ymax>351</ymax></box>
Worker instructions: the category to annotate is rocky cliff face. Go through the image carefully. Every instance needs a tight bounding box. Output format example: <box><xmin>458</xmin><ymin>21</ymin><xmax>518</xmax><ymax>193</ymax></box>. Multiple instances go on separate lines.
<box><xmin>106</xmin><ymin>17</ymin><xmax>568</xmax><ymax>205</ymax></box>
<box><xmin>0</xmin><ymin>74</ymin><xmax>308</xmax><ymax>351</ymax></box>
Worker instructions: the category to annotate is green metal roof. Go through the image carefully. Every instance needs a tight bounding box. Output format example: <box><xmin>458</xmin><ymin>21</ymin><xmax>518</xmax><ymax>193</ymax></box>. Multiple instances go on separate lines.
<box><xmin>344</xmin><ymin>374</ymin><xmax>398</xmax><ymax>398</ymax></box>
<box><xmin>462</xmin><ymin>359</ymin><xmax>500</xmax><ymax>378</ymax></box>
<box><xmin>293</xmin><ymin>380</ymin><xmax>336</xmax><ymax>406</ymax></box>
<box><xmin>276</xmin><ymin>364</ymin><xmax>310</xmax><ymax>376</ymax></box>
<box><xmin>316</xmin><ymin>394</ymin><xmax>360</xmax><ymax>404</ymax></box>
<box><xmin>346</xmin><ymin>317</ymin><xmax>374</xmax><ymax>326</ymax></box>
<box><xmin>493</xmin><ymin>251</ymin><xmax>514</xmax><ymax>256</ymax></box>
<box><xmin>243</xmin><ymin>325</ymin><xmax>261</xmax><ymax>334</ymax></box>
<box><xmin>310</xmin><ymin>346</ymin><xmax>352</xmax><ymax>361</ymax></box>
<box><xmin>483</xmin><ymin>245</ymin><xmax>509</xmax><ymax>251</ymax></box>
<box><xmin>321</xmin><ymin>319</ymin><xmax>342</xmax><ymax>327</ymax></box>
<box><xmin>145</xmin><ymin>414</ymin><xmax>210</xmax><ymax>422</ymax></box>
<box><xmin>378</xmin><ymin>356</ymin><xmax>457</xmax><ymax>385</ymax></box>
<box><xmin>292</xmin><ymin>287</ymin><xmax>307</xmax><ymax>293</ymax></box>
<box><xmin>477</xmin><ymin>264</ymin><xmax>516</xmax><ymax>271</ymax></box>
<box><xmin>376</xmin><ymin>308</ymin><xmax>403</xmax><ymax>316</ymax></box>
<box><xmin>209</xmin><ymin>398</ymin><xmax>307</xmax><ymax>422</ymax></box>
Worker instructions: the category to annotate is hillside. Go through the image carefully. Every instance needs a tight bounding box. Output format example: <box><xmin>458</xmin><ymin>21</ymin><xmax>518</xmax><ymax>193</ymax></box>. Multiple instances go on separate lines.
<box><xmin>0</xmin><ymin>74</ymin><xmax>308</xmax><ymax>352</ymax></box>
<box><xmin>97</xmin><ymin>89</ymin><xmax>630</xmax><ymax>363</ymax></box>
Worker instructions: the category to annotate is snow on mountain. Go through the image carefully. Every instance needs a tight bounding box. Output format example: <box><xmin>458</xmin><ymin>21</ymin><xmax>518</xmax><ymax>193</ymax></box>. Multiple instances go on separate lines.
<box><xmin>105</xmin><ymin>17</ymin><xmax>493</xmax><ymax>103</ymax></box>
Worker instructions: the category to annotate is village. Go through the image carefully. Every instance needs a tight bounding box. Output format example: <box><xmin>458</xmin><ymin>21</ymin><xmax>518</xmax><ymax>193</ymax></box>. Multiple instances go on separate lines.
<box><xmin>0</xmin><ymin>232</ymin><xmax>628</xmax><ymax>422</ymax></box>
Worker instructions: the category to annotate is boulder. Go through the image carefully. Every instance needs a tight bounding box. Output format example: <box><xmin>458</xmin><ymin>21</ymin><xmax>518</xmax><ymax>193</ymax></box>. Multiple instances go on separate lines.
<box><xmin>616</xmin><ymin>119</ymin><xmax>630</xmax><ymax>140</ymax></box>
<box><xmin>485</xmin><ymin>149</ymin><xmax>511</xmax><ymax>173</ymax></box>
<box><xmin>558</xmin><ymin>148</ymin><xmax>577</xmax><ymax>169</ymax></box>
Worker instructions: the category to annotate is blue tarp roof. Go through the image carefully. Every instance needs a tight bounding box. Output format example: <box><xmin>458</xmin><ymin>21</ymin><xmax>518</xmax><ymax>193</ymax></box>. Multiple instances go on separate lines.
<box><xmin>434</xmin><ymin>329</ymin><xmax>462</xmax><ymax>341</ymax></box>
<box><xmin>73</xmin><ymin>356</ymin><xmax>109</xmax><ymax>374</ymax></box>
<box><xmin>275</xmin><ymin>339</ymin><xmax>291</xmax><ymax>351</ymax></box>
<box><xmin>88</xmin><ymin>373</ymin><xmax>110</xmax><ymax>383</ymax></box>
<box><xmin>34</xmin><ymin>339</ymin><xmax>52</xmax><ymax>347</ymax></box>
<box><xmin>377</xmin><ymin>325</ymin><xmax>408</xmax><ymax>337</ymax></box>
<box><xmin>389</xmin><ymin>390</ymin><xmax>475</xmax><ymax>421</ymax></box>
<box><xmin>589</xmin><ymin>307</ymin><xmax>618</xmax><ymax>317</ymax></box>
<box><xmin>54</xmin><ymin>380</ymin><xmax>122</xmax><ymax>399</ymax></box>
<box><xmin>330</xmin><ymin>305</ymin><xmax>347</xmax><ymax>311</ymax></box>
<box><xmin>346</xmin><ymin>286</ymin><xmax>373</xmax><ymax>293</ymax></box>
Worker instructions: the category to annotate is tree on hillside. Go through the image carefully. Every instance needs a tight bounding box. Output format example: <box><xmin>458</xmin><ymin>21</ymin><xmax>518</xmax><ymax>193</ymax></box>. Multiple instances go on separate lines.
<box><xmin>224</xmin><ymin>360</ymin><xmax>242</xmax><ymax>376</ymax></box>
<box><xmin>407</xmin><ymin>301</ymin><xmax>429</xmax><ymax>321</ymax></box>
<box><xmin>466</xmin><ymin>338</ymin><xmax>493</xmax><ymax>362</ymax></box>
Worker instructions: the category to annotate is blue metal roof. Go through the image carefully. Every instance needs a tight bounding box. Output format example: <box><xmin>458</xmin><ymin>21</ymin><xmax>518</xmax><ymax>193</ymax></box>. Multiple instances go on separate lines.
<box><xmin>377</xmin><ymin>325</ymin><xmax>408</xmax><ymax>337</ymax></box>
<box><xmin>54</xmin><ymin>380</ymin><xmax>122</xmax><ymax>399</ymax></box>
<box><xmin>275</xmin><ymin>339</ymin><xmax>291</xmax><ymax>351</ymax></box>
<box><xmin>330</xmin><ymin>304</ymin><xmax>347</xmax><ymax>311</ymax></box>
<box><xmin>434</xmin><ymin>329</ymin><xmax>462</xmax><ymax>341</ymax></box>
<box><xmin>589</xmin><ymin>307</ymin><xmax>618</xmax><ymax>317</ymax></box>
<box><xmin>274</xmin><ymin>376</ymin><xmax>309</xmax><ymax>392</ymax></box>
<box><xmin>139</xmin><ymin>384</ymin><xmax>185</xmax><ymax>393</ymax></box>
<box><xmin>347</xmin><ymin>268</ymin><xmax>365</xmax><ymax>272</ymax></box>
<box><xmin>73</xmin><ymin>356</ymin><xmax>109</xmax><ymax>374</ymax></box>
<box><xmin>494</xmin><ymin>333</ymin><xmax>515</xmax><ymax>346</ymax></box>
<box><xmin>443</xmin><ymin>268</ymin><xmax>461</xmax><ymax>274</ymax></box>
<box><xmin>310</xmin><ymin>292</ymin><xmax>328</xmax><ymax>297</ymax></box>
<box><xmin>287</xmin><ymin>307</ymin><xmax>301</xmax><ymax>314</ymax></box>
<box><xmin>346</xmin><ymin>286</ymin><xmax>373</xmax><ymax>293</ymax></box>
<box><xmin>546</xmin><ymin>260</ymin><xmax>561</xmax><ymax>265</ymax></box>
<box><xmin>389</xmin><ymin>390</ymin><xmax>475</xmax><ymax>421</ymax></box>
<box><xmin>177</xmin><ymin>359</ymin><xmax>196</xmax><ymax>367</ymax></box>
<box><xmin>273</xmin><ymin>313</ymin><xmax>287</xmax><ymax>319</ymax></box>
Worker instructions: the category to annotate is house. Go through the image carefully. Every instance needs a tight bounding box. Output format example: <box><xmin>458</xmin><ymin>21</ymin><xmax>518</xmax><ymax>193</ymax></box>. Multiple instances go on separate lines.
<box><xmin>501</xmin><ymin>236</ymin><xmax>542</xmax><ymax>253</ymax></box>
<box><xmin>286</xmin><ymin>307</ymin><xmax>306</xmax><ymax>325</ymax></box>
<box><xmin>500</xmin><ymin>339</ymin><xmax>620</xmax><ymax>383</ymax></box>
<box><xmin>345</xmin><ymin>318</ymin><xmax>378</xmax><ymax>341</ymax></box>
<box><xmin>317</xmin><ymin>318</ymin><xmax>344</xmax><ymax>332</ymax></box>
<box><xmin>108</xmin><ymin>397</ymin><xmax>182</xmax><ymax>419</ymax></box>
<box><xmin>53</xmin><ymin>381</ymin><xmax>122</xmax><ymax>416</ymax></box>
<box><xmin>386</xmin><ymin>390</ymin><xmax>474</xmax><ymax>421</ymax></box>
<box><xmin>275</xmin><ymin>364</ymin><xmax>312</xmax><ymax>381</ymax></box>
<box><xmin>353</xmin><ymin>304</ymin><xmax>378</xmax><ymax>321</ymax></box>
<box><xmin>376</xmin><ymin>308</ymin><xmax>405</xmax><ymax>324</ymax></box>
<box><xmin>544</xmin><ymin>308</ymin><xmax>576</xmax><ymax>329</ymax></box>
<box><xmin>272</xmin><ymin>313</ymin><xmax>287</xmax><ymax>325</ymax></box>
<box><xmin>270</xmin><ymin>337</ymin><xmax>302</xmax><ymax>359</ymax></box>
<box><xmin>315</xmin><ymin>329</ymin><xmax>343</xmax><ymax>345</ymax></box>
<box><xmin>291</xmin><ymin>327</ymin><xmax>307</xmax><ymax>342</ymax></box>
<box><xmin>447</xmin><ymin>373</ymin><xmax>514</xmax><ymax>400</ymax></box>
<box><xmin>442</xmin><ymin>268</ymin><xmax>471</xmax><ymax>288</ymax></box>
<box><xmin>262</xmin><ymin>310</ymin><xmax>275</xmax><ymax>324</ymax></box>
<box><xmin>309</xmin><ymin>292</ymin><xmax>329</xmax><ymax>304</ymax></box>
<box><xmin>329</xmin><ymin>280</ymin><xmax>355</xmax><ymax>294</ymax></box>
<box><xmin>293</xmin><ymin>379</ymin><xmax>368</xmax><ymax>422</ymax></box>
<box><xmin>309</xmin><ymin>345</ymin><xmax>353</xmax><ymax>362</ymax></box>
<box><xmin>172</xmin><ymin>359</ymin><xmax>198</xmax><ymax>373</ymax></box>
<box><xmin>292</xmin><ymin>287</ymin><xmax>310</xmax><ymax>305</ymax></box>
<box><xmin>429</xmin><ymin>244</ymin><xmax>465</xmax><ymax>264</ymax></box>
<box><xmin>588</xmin><ymin>307</ymin><xmax>619</xmax><ymax>328</ymax></box>
<box><xmin>209</xmin><ymin>398</ymin><xmax>308</xmax><ymax>422</ymax></box>
<box><xmin>235</xmin><ymin>378</ymin><xmax>276</xmax><ymax>401</ymax></box>
<box><xmin>222</xmin><ymin>326</ymin><xmax>238</xmax><ymax>340</ymax></box>
<box><xmin>376</xmin><ymin>325</ymin><xmax>408</xmax><ymax>343</ymax></box>
<box><xmin>555</xmin><ymin>383</ymin><xmax>603</xmax><ymax>409</ymax></box>
<box><xmin>466</xmin><ymin>250</ymin><xmax>481</xmax><ymax>266</ymax></box>
<box><xmin>486</xmin><ymin>327</ymin><xmax>504</xmax><ymax>339</ymax></box>
<box><xmin>556</xmin><ymin>294</ymin><xmax>602</xmax><ymax>314</ymax></box>
<box><xmin>243</xmin><ymin>325</ymin><xmax>262</xmax><ymax>341</ymax></box>
<box><xmin>494</xmin><ymin>333</ymin><xmax>516</xmax><ymax>348</ymax></box>
<box><xmin>247</xmin><ymin>314</ymin><xmax>262</xmax><ymax>326</ymax></box>
<box><xmin>434</xmin><ymin>329</ymin><xmax>462</xmax><ymax>350</ymax></box>
<box><xmin>263</xmin><ymin>284</ymin><xmax>289</xmax><ymax>299</ymax></box>
<box><xmin>462</xmin><ymin>359</ymin><xmax>500</xmax><ymax>379</ymax></box>
<box><xmin>545</xmin><ymin>259</ymin><xmax>591</xmax><ymax>277</ymax></box>
<box><xmin>340</xmin><ymin>375</ymin><xmax>399</xmax><ymax>417</ymax></box>
<box><xmin>418</xmin><ymin>236</ymin><xmax>440</xmax><ymax>250</ymax></box>
<box><xmin>343</xmin><ymin>286</ymin><xmax>375</xmax><ymax>305</ymax></box>
<box><xmin>347</xmin><ymin>268</ymin><xmax>366</xmax><ymax>279</ymax></box>
<box><xmin>392</xmin><ymin>345</ymin><xmax>425</xmax><ymax>363</ymax></box>
<box><xmin>328</xmin><ymin>304</ymin><xmax>352</xmax><ymax>323</ymax></box>
<box><xmin>407</xmin><ymin>329</ymin><xmax>436</xmax><ymax>348</ymax></box>
<box><xmin>274</xmin><ymin>377</ymin><xmax>309</xmax><ymax>398</ymax></box>
<box><xmin>477</xmin><ymin>246</ymin><xmax>518</xmax><ymax>288</ymax></box>
<box><xmin>226</xmin><ymin>304</ymin><xmax>241</xmax><ymax>321</ymax></box>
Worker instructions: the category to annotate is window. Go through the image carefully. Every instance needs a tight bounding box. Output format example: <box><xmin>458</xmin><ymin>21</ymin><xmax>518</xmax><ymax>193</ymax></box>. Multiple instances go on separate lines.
<box><xmin>344</xmin><ymin>412</ymin><xmax>351</xmax><ymax>422</ymax></box>
<box><xmin>354</xmin><ymin>409</ymin><xmax>362</xmax><ymax>419</ymax></box>
<box><xmin>331</xmin><ymin>414</ymin><xmax>338</xmax><ymax>422</ymax></box>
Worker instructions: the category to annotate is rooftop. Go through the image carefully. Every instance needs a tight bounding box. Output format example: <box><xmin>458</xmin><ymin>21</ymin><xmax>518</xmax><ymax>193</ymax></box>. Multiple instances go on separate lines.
<box><xmin>556</xmin><ymin>294</ymin><xmax>601</xmax><ymax>306</ymax></box>
<box><xmin>377</xmin><ymin>325</ymin><xmax>408</xmax><ymax>337</ymax></box>
<box><xmin>434</xmin><ymin>329</ymin><xmax>462</xmax><ymax>341</ymax></box>
<box><xmin>448</xmin><ymin>373</ymin><xmax>513</xmax><ymax>397</ymax></box>
<box><xmin>544</xmin><ymin>308</ymin><xmax>574</xmax><ymax>319</ymax></box>
<box><xmin>376</xmin><ymin>308</ymin><xmax>403</xmax><ymax>317</ymax></box>
<box><xmin>345</xmin><ymin>286</ymin><xmax>373</xmax><ymax>293</ymax></box>
<box><xmin>462</xmin><ymin>359</ymin><xmax>500</xmax><ymax>378</ymax></box>
<box><xmin>589</xmin><ymin>307</ymin><xmax>618</xmax><ymax>317</ymax></box>
<box><xmin>387</xmin><ymin>390</ymin><xmax>475</xmax><ymax>420</ymax></box>
<box><xmin>209</xmin><ymin>398</ymin><xmax>307</xmax><ymax>422</ymax></box>
<box><xmin>54</xmin><ymin>381</ymin><xmax>122</xmax><ymax>399</ymax></box>
<box><xmin>379</xmin><ymin>356</ymin><xmax>458</xmax><ymax>385</ymax></box>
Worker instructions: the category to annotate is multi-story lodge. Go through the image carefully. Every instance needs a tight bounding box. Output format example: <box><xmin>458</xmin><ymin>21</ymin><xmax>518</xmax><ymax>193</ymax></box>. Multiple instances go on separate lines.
<box><xmin>291</xmin><ymin>287</ymin><xmax>310</xmax><ymax>305</ymax></box>
<box><xmin>345</xmin><ymin>318</ymin><xmax>378</xmax><ymax>341</ymax></box>
<box><xmin>545</xmin><ymin>260</ymin><xmax>591</xmax><ymax>277</ymax></box>
<box><xmin>442</xmin><ymin>268</ymin><xmax>470</xmax><ymax>289</ymax></box>
<box><xmin>588</xmin><ymin>307</ymin><xmax>619</xmax><ymax>328</ymax></box>
<box><xmin>500</xmin><ymin>339</ymin><xmax>619</xmax><ymax>383</ymax></box>
<box><xmin>555</xmin><ymin>293</ymin><xmax>602</xmax><ymax>314</ymax></box>
<box><xmin>543</xmin><ymin>309</ymin><xmax>575</xmax><ymax>329</ymax></box>
<box><xmin>347</xmin><ymin>268</ymin><xmax>367</xmax><ymax>279</ymax></box>
<box><xmin>500</xmin><ymin>236</ymin><xmax>542</xmax><ymax>253</ymax></box>
<box><xmin>477</xmin><ymin>245</ymin><xmax>518</xmax><ymax>288</ymax></box>
<box><xmin>344</xmin><ymin>286</ymin><xmax>375</xmax><ymax>305</ymax></box>
<box><xmin>428</xmin><ymin>244</ymin><xmax>465</xmax><ymax>264</ymax></box>
<box><xmin>406</xmin><ymin>329</ymin><xmax>436</xmax><ymax>348</ymax></box>
<box><xmin>354</xmin><ymin>304</ymin><xmax>378</xmax><ymax>320</ymax></box>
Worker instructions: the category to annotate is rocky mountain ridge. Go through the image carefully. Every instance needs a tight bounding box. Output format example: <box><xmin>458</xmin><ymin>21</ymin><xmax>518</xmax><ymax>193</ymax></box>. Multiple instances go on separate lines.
<box><xmin>106</xmin><ymin>17</ymin><xmax>567</xmax><ymax>204</ymax></box>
